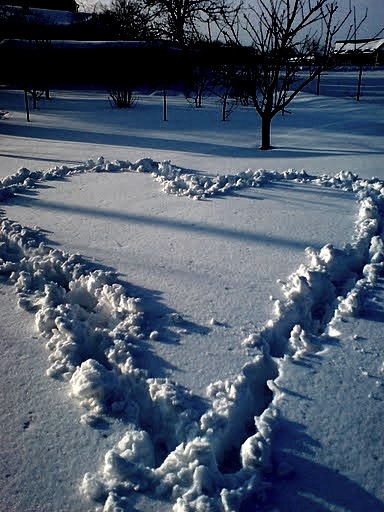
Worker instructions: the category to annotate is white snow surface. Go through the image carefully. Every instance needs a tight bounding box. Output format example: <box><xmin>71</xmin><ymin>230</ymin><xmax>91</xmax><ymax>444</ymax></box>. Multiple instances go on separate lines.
<box><xmin>0</xmin><ymin>74</ymin><xmax>384</xmax><ymax>512</ymax></box>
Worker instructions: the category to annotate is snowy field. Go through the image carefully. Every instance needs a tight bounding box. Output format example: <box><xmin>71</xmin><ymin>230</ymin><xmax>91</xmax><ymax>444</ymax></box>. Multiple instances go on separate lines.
<box><xmin>0</xmin><ymin>69</ymin><xmax>384</xmax><ymax>512</ymax></box>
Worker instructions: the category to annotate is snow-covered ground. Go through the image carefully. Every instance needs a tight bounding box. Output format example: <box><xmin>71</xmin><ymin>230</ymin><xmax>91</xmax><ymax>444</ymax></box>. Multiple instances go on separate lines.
<box><xmin>0</xmin><ymin>70</ymin><xmax>383</xmax><ymax>512</ymax></box>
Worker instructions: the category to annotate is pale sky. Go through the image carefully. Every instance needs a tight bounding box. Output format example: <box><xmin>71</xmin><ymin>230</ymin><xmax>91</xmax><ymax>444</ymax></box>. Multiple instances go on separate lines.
<box><xmin>79</xmin><ymin>0</ymin><xmax>383</xmax><ymax>40</ymax></box>
<box><xmin>336</xmin><ymin>0</ymin><xmax>384</xmax><ymax>39</ymax></box>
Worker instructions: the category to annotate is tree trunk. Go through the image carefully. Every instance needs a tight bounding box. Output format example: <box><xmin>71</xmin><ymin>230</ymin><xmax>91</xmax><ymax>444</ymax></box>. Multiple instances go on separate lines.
<box><xmin>260</xmin><ymin>115</ymin><xmax>272</xmax><ymax>150</ymax></box>
<box><xmin>222</xmin><ymin>91</ymin><xmax>228</xmax><ymax>122</ymax></box>
<box><xmin>32</xmin><ymin>88</ymin><xmax>38</xmax><ymax>109</ymax></box>
<box><xmin>174</xmin><ymin>18</ymin><xmax>185</xmax><ymax>47</ymax></box>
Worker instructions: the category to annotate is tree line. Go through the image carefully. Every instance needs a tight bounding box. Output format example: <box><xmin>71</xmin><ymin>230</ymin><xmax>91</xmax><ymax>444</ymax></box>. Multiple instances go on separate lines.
<box><xmin>1</xmin><ymin>0</ymin><xmax>377</xmax><ymax>149</ymax></box>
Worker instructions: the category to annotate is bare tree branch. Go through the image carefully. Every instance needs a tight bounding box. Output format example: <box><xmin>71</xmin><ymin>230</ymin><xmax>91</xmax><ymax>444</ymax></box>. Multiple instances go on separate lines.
<box><xmin>143</xmin><ymin>0</ymin><xmax>243</xmax><ymax>45</ymax></box>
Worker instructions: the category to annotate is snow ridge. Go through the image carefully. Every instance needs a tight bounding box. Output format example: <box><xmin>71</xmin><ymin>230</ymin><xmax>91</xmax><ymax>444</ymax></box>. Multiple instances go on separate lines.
<box><xmin>0</xmin><ymin>155</ymin><xmax>318</xmax><ymax>201</ymax></box>
<box><xmin>0</xmin><ymin>159</ymin><xmax>383</xmax><ymax>511</ymax></box>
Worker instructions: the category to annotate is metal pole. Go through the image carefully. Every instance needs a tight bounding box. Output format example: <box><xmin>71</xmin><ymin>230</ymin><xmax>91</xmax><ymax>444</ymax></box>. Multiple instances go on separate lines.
<box><xmin>163</xmin><ymin>86</ymin><xmax>167</xmax><ymax>122</ymax></box>
<box><xmin>24</xmin><ymin>89</ymin><xmax>30</xmax><ymax>122</ymax></box>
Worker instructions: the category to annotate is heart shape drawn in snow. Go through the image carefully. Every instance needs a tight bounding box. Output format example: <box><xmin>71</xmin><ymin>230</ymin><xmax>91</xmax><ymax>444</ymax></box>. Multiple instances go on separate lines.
<box><xmin>1</xmin><ymin>157</ymin><xmax>382</xmax><ymax>511</ymax></box>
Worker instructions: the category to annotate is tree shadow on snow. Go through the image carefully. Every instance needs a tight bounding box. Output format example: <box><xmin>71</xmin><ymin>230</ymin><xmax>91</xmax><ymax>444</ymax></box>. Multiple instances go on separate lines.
<box><xmin>0</xmin><ymin>152</ymin><xmax>83</xmax><ymax>166</ymax></box>
<box><xmin>360</xmin><ymin>277</ymin><xmax>384</xmax><ymax>324</ymax></box>
<box><xmin>252</xmin><ymin>181</ymin><xmax>356</xmax><ymax>209</ymax></box>
<box><xmin>76</xmin><ymin>254</ymin><xmax>211</xmax><ymax>378</ymax></box>
<box><xmin>6</xmin><ymin>193</ymin><xmax>317</xmax><ymax>252</ymax></box>
<box><xmin>244</xmin><ymin>419</ymin><xmax>384</xmax><ymax>512</ymax></box>
<box><xmin>1</xmin><ymin>122</ymin><xmax>383</xmax><ymax>160</ymax></box>
<box><xmin>3</xmin><ymin>215</ymin><xmax>210</xmax><ymax>381</ymax></box>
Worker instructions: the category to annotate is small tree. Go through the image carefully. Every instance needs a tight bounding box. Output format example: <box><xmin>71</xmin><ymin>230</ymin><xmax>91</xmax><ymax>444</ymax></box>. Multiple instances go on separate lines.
<box><xmin>350</xmin><ymin>9</ymin><xmax>382</xmax><ymax>102</ymax></box>
<box><xmin>29</xmin><ymin>39</ymin><xmax>52</xmax><ymax>100</ymax></box>
<box><xmin>226</xmin><ymin>0</ymin><xmax>360</xmax><ymax>150</ymax></box>
<box><xmin>209</xmin><ymin>47</ymin><xmax>247</xmax><ymax>120</ymax></box>
<box><xmin>183</xmin><ymin>40</ymin><xmax>219</xmax><ymax>108</ymax></box>
<box><xmin>108</xmin><ymin>87</ymin><xmax>137</xmax><ymax>108</ymax></box>
<box><xmin>184</xmin><ymin>63</ymin><xmax>212</xmax><ymax>108</ymax></box>
<box><xmin>213</xmin><ymin>63</ymin><xmax>239</xmax><ymax>120</ymax></box>
<box><xmin>20</xmin><ymin>39</ymin><xmax>52</xmax><ymax>120</ymax></box>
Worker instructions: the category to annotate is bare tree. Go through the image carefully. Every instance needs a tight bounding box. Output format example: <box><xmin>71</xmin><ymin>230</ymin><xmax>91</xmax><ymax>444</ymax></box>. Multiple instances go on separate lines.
<box><xmin>108</xmin><ymin>87</ymin><xmax>137</xmax><ymax>108</ymax></box>
<box><xmin>212</xmin><ymin>62</ymin><xmax>239</xmax><ymax>120</ymax></box>
<box><xmin>183</xmin><ymin>40</ymin><xmax>220</xmax><ymax>108</ymax></box>
<box><xmin>143</xmin><ymin>0</ymin><xmax>242</xmax><ymax>46</ymax></box>
<box><xmin>225</xmin><ymin>0</ymin><xmax>361</xmax><ymax>150</ymax></box>
<box><xmin>184</xmin><ymin>41</ymin><xmax>245</xmax><ymax>114</ymax></box>
<box><xmin>184</xmin><ymin>62</ymin><xmax>212</xmax><ymax>107</ymax></box>
<box><xmin>29</xmin><ymin>38</ymin><xmax>52</xmax><ymax>100</ymax></box>
<box><xmin>22</xmin><ymin>39</ymin><xmax>52</xmax><ymax>119</ymax></box>
<box><xmin>97</xmin><ymin>0</ymin><xmax>156</xmax><ymax>40</ymax></box>
<box><xmin>350</xmin><ymin>8</ymin><xmax>382</xmax><ymax>101</ymax></box>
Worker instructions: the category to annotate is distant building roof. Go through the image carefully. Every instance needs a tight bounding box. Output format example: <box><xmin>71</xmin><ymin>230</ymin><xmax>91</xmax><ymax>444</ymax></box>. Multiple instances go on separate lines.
<box><xmin>0</xmin><ymin>0</ymin><xmax>78</xmax><ymax>12</ymax></box>
<box><xmin>0</xmin><ymin>5</ymin><xmax>90</xmax><ymax>25</ymax></box>
<box><xmin>334</xmin><ymin>38</ymin><xmax>384</xmax><ymax>54</ymax></box>
<box><xmin>25</xmin><ymin>7</ymin><xmax>89</xmax><ymax>24</ymax></box>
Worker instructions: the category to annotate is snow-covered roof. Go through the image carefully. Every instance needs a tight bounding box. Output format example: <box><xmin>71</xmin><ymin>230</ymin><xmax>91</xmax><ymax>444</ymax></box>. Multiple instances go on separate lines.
<box><xmin>0</xmin><ymin>0</ymin><xmax>78</xmax><ymax>11</ymax></box>
<box><xmin>0</xmin><ymin>5</ymin><xmax>90</xmax><ymax>25</ymax></box>
<box><xmin>334</xmin><ymin>38</ymin><xmax>384</xmax><ymax>54</ymax></box>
